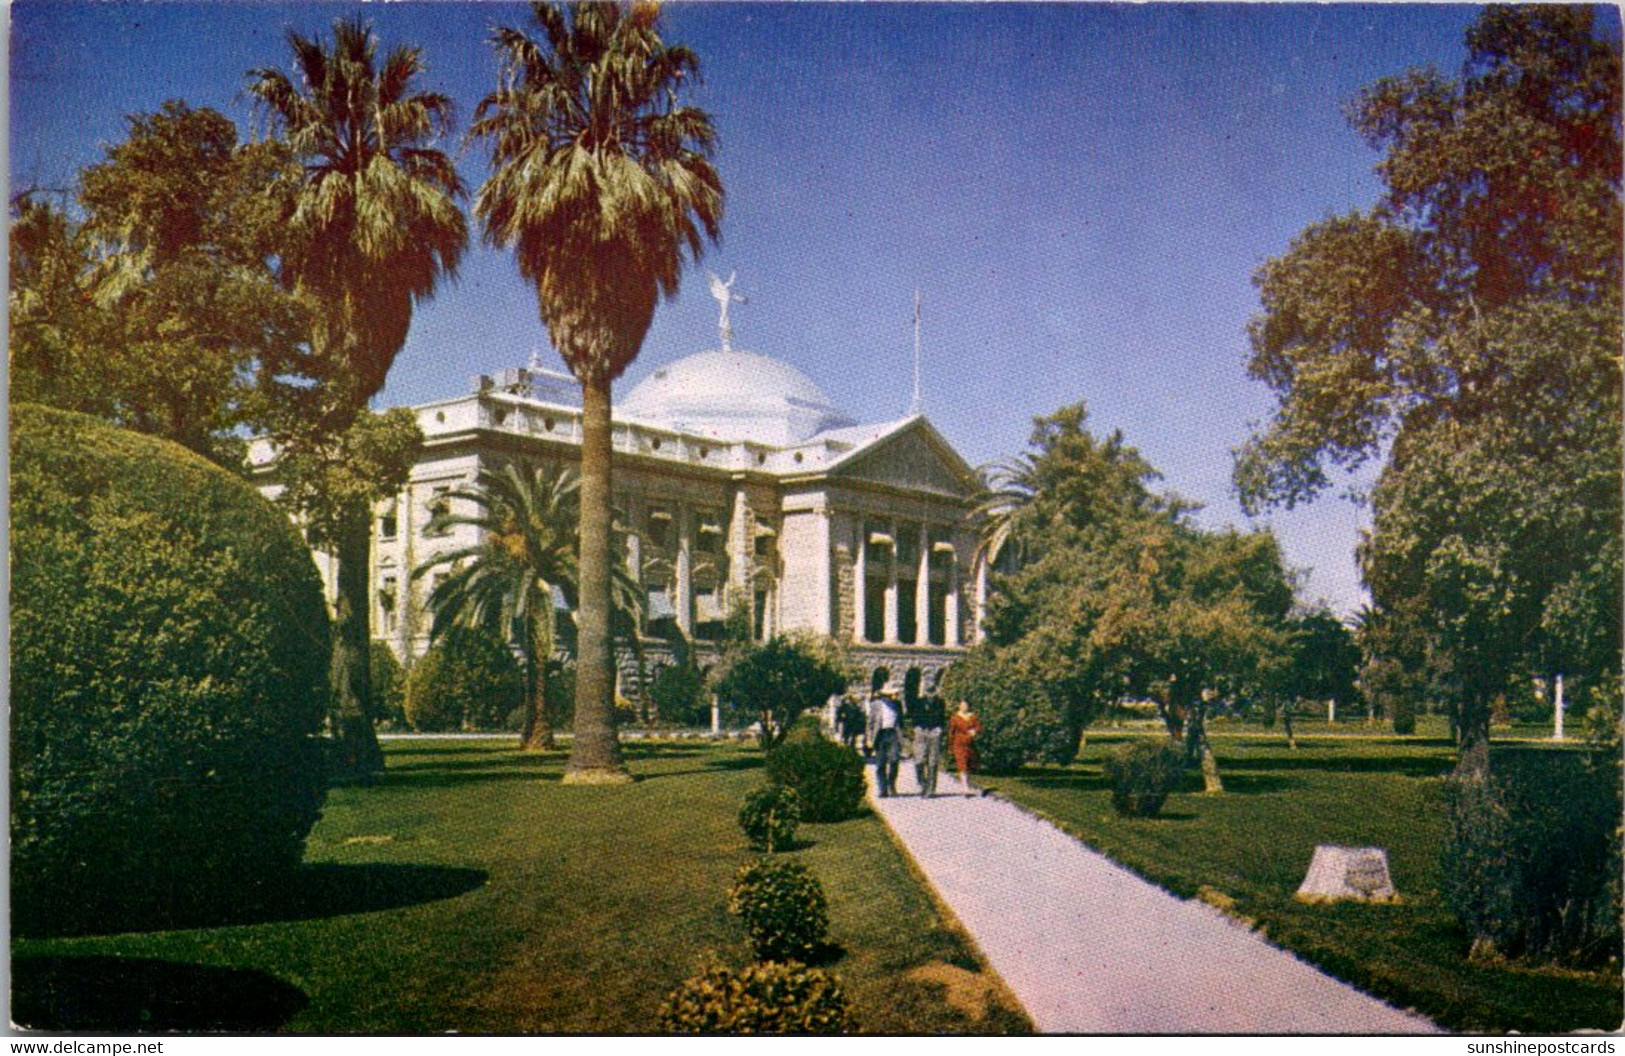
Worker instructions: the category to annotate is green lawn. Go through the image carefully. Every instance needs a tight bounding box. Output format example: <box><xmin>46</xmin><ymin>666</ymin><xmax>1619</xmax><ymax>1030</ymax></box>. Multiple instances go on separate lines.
<box><xmin>13</xmin><ymin>739</ymin><xmax>1028</xmax><ymax>1034</ymax></box>
<box><xmin>990</xmin><ymin>730</ymin><xmax>1622</xmax><ymax>1034</ymax></box>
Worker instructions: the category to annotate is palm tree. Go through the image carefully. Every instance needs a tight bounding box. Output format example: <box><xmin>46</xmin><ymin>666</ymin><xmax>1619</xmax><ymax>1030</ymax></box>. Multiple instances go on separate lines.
<box><xmin>249</xmin><ymin>18</ymin><xmax>467</xmax><ymax>774</ymax></box>
<box><xmin>972</xmin><ymin>452</ymin><xmax>1040</xmax><ymax>576</ymax></box>
<box><xmin>469</xmin><ymin>1</ymin><xmax>722</xmax><ymax>783</ymax></box>
<box><xmin>416</xmin><ymin>463</ymin><xmax>580</xmax><ymax>750</ymax></box>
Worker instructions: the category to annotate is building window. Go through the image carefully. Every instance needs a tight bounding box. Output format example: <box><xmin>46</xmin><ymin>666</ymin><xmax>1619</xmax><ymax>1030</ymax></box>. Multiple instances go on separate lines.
<box><xmin>378</xmin><ymin>573</ymin><xmax>399</xmax><ymax>634</ymax></box>
<box><xmin>645</xmin><ymin>508</ymin><xmax>673</xmax><ymax>552</ymax></box>
<box><xmin>898</xmin><ymin>578</ymin><xmax>919</xmax><ymax>645</ymax></box>
<box><xmin>695</xmin><ymin>514</ymin><xmax>724</xmax><ymax>554</ymax></box>
<box><xmin>379</xmin><ymin>511</ymin><xmax>398</xmax><ymax>541</ymax></box>
<box><xmin>424</xmin><ymin>486</ymin><xmax>452</xmax><ymax>536</ymax></box>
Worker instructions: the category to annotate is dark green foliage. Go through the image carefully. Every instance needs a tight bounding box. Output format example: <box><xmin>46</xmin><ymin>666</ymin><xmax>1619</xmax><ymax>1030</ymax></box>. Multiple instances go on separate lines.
<box><xmin>739</xmin><ymin>785</ymin><xmax>801</xmax><ymax>853</ymax></box>
<box><xmin>728</xmin><ymin>859</ymin><xmax>829</xmax><ymax>963</ymax></box>
<box><xmin>658</xmin><ymin>961</ymin><xmax>854</xmax><ymax>1034</ymax></box>
<box><xmin>403</xmin><ymin>626</ymin><xmax>523</xmax><ymax>732</ymax></box>
<box><xmin>11</xmin><ymin>405</ymin><xmax>329</xmax><ymax>935</ymax></box>
<box><xmin>713</xmin><ymin>634</ymin><xmax>848</xmax><ymax>750</ymax></box>
<box><xmin>1390</xmin><ymin>694</ymin><xmax>1419</xmax><ymax>736</ymax></box>
<box><xmin>938</xmin><ymin>646</ymin><xmax>1074</xmax><ymax>775</ymax></box>
<box><xmin>370</xmin><ymin>642</ymin><xmax>407</xmax><ymax>727</ymax></box>
<box><xmin>1443</xmin><ymin>747</ymin><xmax>1622</xmax><ymax>967</ymax></box>
<box><xmin>765</xmin><ymin>738</ymin><xmax>867</xmax><ymax>823</ymax></box>
<box><xmin>649</xmin><ymin>663</ymin><xmax>710</xmax><ymax>726</ymax></box>
<box><xmin>1102</xmin><ymin>741</ymin><xmax>1185</xmax><ymax>818</ymax></box>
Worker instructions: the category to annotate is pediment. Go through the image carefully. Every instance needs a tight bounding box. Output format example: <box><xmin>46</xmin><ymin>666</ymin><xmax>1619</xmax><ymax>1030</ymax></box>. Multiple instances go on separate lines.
<box><xmin>829</xmin><ymin>421</ymin><xmax>977</xmax><ymax>499</ymax></box>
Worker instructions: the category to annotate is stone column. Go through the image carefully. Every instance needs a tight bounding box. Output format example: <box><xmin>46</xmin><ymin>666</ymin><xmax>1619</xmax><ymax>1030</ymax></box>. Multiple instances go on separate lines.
<box><xmin>974</xmin><ymin>554</ymin><xmax>989</xmax><ymax>643</ymax></box>
<box><xmin>945</xmin><ymin>553</ymin><xmax>960</xmax><ymax>648</ymax></box>
<box><xmin>1553</xmin><ymin>673</ymin><xmax>1566</xmax><ymax>741</ymax></box>
<box><xmin>728</xmin><ymin>487</ymin><xmax>751</xmax><ymax>607</ymax></box>
<box><xmin>883</xmin><ymin>521</ymin><xmax>900</xmax><ymax>644</ymax></box>
<box><xmin>676</xmin><ymin>505</ymin><xmax>693</xmax><ymax>636</ymax></box>
<box><xmin>915</xmin><ymin>523</ymin><xmax>930</xmax><ymax>646</ymax></box>
<box><xmin>851</xmin><ymin>521</ymin><xmax>866</xmax><ymax>641</ymax></box>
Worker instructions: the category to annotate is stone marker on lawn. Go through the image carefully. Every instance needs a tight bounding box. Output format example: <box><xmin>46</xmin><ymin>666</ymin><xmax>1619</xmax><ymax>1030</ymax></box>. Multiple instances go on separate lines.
<box><xmin>1296</xmin><ymin>845</ymin><xmax>1397</xmax><ymax>902</ymax></box>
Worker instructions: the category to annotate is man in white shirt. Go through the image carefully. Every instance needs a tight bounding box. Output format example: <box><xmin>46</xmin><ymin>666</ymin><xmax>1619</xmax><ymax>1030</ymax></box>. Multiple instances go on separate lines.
<box><xmin>867</xmin><ymin>690</ymin><xmax>903</xmax><ymax>797</ymax></box>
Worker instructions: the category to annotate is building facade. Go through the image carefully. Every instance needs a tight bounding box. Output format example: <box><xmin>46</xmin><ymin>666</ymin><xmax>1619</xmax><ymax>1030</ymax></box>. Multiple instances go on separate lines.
<box><xmin>252</xmin><ymin>331</ymin><xmax>987</xmax><ymax>688</ymax></box>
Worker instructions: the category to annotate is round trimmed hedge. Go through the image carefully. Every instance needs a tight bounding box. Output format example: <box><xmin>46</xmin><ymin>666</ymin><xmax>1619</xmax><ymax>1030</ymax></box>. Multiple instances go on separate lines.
<box><xmin>11</xmin><ymin>405</ymin><xmax>331</xmax><ymax>934</ymax></box>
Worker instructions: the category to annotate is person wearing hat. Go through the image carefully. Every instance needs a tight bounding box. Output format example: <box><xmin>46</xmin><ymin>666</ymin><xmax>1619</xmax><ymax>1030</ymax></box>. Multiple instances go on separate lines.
<box><xmin>911</xmin><ymin>673</ymin><xmax>947</xmax><ymax>797</ymax></box>
<box><xmin>866</xmin><ymin>681</ymin><xmax>903</xmax><ymax>798</ymax></box>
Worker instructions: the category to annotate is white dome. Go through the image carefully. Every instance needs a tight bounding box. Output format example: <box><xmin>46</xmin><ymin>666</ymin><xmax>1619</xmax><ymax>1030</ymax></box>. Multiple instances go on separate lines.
<box><xmin>620</xmin><ymin>349</ymin><xmax>855</xmax><ymax>447</ymax></box>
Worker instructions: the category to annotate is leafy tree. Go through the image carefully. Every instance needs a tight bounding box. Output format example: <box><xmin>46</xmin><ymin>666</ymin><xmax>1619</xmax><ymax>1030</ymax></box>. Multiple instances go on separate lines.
<box><xmin>982</xmin><ymin>404</ymin><xmax>1293</xmax><ymax>789</ymax></box>
<box><xmin>713</xmin><ymin>634</ymin><xmax>848</xmax><ymax>751</ymax></box>
<box><xmin>415</xmin><ymin>463</ymin><xmax>580</xmax><ymax>750</ymax></box>
<box><xmin>1234</xmin><ymin>8</ymin><xmax>1622</xmax><ymax>776</ymax></box>
<box><xmin>249</xmin><ymin>18</ymin><xmax>467</xmax><ymax>776</ymax></box>
<box><xmin>11</xmin><ymin>103</ymin><xmax>303</xmax><ymax>466</ymax></box>
<box><xmin>469</xmin><ymin>0</ymin><xmax>723</xmax><ymax>784</ymax></box>
<box><xmin>275</xmin><ymin>408</ymin><xmax>422</xmax><ymax>772</ymax></box>
<box><xmin>403</xmin><ymin>625</ymin><xmax>525</xmax><ymax>732</ymax></box>
<box><xmin>1283</xmin><ymin>609</ymin><xmax>1362</xmax><ymax>720</ymax></box>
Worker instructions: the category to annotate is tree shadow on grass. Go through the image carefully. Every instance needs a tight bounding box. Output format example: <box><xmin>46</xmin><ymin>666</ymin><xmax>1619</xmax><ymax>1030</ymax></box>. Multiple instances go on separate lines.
<box><xmin>1219</xmin><ymin>773</ymin><xmax>1302</xmax><ymax>795</ymax></box>
<box><xmin>12</xmin><ymin>955</ymin><xmax>309</xmax><ymax>1032</ymax></box>
<box><xmin>1020</xmin><ymin>770</ymin><xmax>1110</xmax><ymax>792</ymax></box>
<box><xmin>24</xmin><ymin>863</ymin><xmax>489</xmax><ymax>939</ymax></box>
<box><xmin>1223</xmin><ymin>755</ymin><xmax>1454</xmax><ymax>778</ymax></box>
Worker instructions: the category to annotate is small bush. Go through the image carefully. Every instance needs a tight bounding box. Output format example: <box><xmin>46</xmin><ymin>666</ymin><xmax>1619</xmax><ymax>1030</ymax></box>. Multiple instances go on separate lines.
<box><xmin>404</xmin><ymin>626</ymin><xmax>523</xmax><ymax>732</ymax></box>
<box><xmin>739</xmin><ymin>785</ymin><xmax>801</xmax><ymax>853</ymax></box>
<box><xmin>765</xmin><ymin>738</ymin><xmax>867</xmax><ymax>823</ymax></box>
<box><xmin>1443</xmin><ymin>747</ymin><xmax>1622</xmax><ymax>967</ymax></box>
<box><xmin>370</xmin><ymin>642</ymin><xmax>407</xmax><ymax>727</ymax></box>
<box><xmin>783</xmin><ymin>713</ymin><xmax>826</xmax><ymax>745</ymax></box>
<box><xmin>937</xmin><ymin>646</ymin><xmax>1075</xmax><ymax>775</ymax></box>
<box><xmin>649</xmin><ymin>663</ymin><xmax>710</xmax><ymax>727</ymax></box>
<box><xmin>729</xmin><ymin>859</ymin><xmax>829</xmax><ymax>962</ymax></box>
<box><xmin>1103</xmin><ymin>740</ymin><xmax>1185</xmax><ymax>817</ymax></box>
<box><xmin>658</xmin><ymin>961</ymin><xmax>853</xmax><ymax>1034</ymax></box>
<box><xmin>713</xmin><ymin>634</ymin><xmax>849</xmax><ymax>750</ymax></box>
<box><xmin>11</xmin><ymin>405</ymin><xmax>329</xmax><ymax>935</ymax></box>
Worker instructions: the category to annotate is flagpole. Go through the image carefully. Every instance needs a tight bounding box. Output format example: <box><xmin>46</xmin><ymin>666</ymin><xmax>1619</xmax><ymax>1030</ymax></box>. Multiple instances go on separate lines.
<box><xmin>911</xmin><ymin>289</ymin><xmax>922</xmax><ymax>415</ymax></box>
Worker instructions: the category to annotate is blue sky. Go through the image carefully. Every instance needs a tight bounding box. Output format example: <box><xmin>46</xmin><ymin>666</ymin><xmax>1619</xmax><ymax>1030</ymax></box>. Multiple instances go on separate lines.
<box><xmin>12</xmin><ymin>2</ymin><xmax>1509</xmax><ymax>614</ymax></box>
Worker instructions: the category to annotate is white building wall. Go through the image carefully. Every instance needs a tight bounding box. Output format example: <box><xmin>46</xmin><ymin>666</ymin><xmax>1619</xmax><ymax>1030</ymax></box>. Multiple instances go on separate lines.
<box><xmin>776</xmin><ymin>497</ymin><xmax>831</xmax><ymax>635</ymax></box>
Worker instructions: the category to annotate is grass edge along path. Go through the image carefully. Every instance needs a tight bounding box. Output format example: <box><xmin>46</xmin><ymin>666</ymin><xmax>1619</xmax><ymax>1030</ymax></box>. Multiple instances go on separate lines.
<box><xmin>12</xmin><ymin>738</ymin><xmax>1027</xmax><ymax>1034</ymax></box>
<box><xmin>988</xmin><ymin>731</ymin><xmax>1623</xmax><ymax>1034</ymax></box>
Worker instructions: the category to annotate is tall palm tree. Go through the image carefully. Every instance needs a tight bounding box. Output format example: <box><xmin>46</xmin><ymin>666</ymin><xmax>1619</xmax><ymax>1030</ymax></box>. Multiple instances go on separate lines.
<box><xmin>416</xmin><ymin>463</ymin><xmax>580</xmax><ymax>750</ymax></box>
<box><xmin>469</xmin><ymin>1</ymin><xmax>722</xmax><ymax>783</ymax></box>
<box><xmin>249</xmin><ymin>18</ymin><xmax>467</xmax><ymax>774</ymax></box>
<box><xmin>972</xmin><ymin>453</ymin><xmax>1040</xmax><ymax>576</ymax></box>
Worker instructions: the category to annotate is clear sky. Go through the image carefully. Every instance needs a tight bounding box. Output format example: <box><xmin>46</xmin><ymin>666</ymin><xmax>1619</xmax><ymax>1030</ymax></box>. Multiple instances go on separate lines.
<box><xmin>11</xmin><ymin>1</ymin><xmax>1501</xmax><ymax>614</ymax></box>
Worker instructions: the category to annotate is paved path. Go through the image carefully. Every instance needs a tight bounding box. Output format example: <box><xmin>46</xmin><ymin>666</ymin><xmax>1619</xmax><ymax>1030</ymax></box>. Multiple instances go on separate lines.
<box><xmin>868</xmin><ymin>760</ymin><xmax>1440</xmax><ymax>1034</ymax></box>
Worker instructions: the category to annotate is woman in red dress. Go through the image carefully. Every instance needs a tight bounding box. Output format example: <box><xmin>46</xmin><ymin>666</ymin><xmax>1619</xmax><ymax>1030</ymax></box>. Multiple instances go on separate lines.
<box><xmin>947</xmin><ymin>699</ymin><xmax>982</xmax><ymax>795</ymax></box>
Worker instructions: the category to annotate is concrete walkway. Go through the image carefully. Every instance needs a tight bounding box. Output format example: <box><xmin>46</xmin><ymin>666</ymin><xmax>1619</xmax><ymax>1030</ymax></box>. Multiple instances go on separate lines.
<box><xmin>868</xmin><ymin>760</ymin><xmax>1441</xmax><ymax>1034</ymax></box>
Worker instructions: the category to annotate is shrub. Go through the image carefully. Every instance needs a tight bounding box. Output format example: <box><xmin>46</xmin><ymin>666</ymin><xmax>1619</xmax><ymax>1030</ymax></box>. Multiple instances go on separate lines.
<box><xmin>658</xmin><ymin>961</ymin><xmax>853</xmax><ymax>1034</ymax></box>
<box><xmin>404</xmin><ymin>626</ymin><xmax>524</xmax><ymax>732</ymax></box>
<box><xmin>370</xmin><ymin>642</ymin><xmax>407</xmax><ymax>727</ymax></box>
<box><xmin>937</xmin><ymin>646</ymin><xmax>1075</xmax><ymax>775</ymax></box>
<box><xmin>11</xmin><ymin>405</ymin><xmax>329</xmax><ymax>936</ymax></box>
<box><xmin>1443</xmin><ymin>747</ymin><xmax>1622</xmax><ymax>967</ymax></box>
<box><xmin>712</xmin><ymin>634</ymin><xmax>848</xmax><ymax>750</ymax></box>
<box><xmin>765</xmin><ymin>738</ymin><xmax>867</xmax><ymax>823</ymax></box>
<box><xmin>1102</xmin><ymin>740</ymin><xmax>1186</xmax><ymax>817</ymax></box>
<box><xmin>649</xmin><ymin>663</ymin><xmax>710</xmax><ymax>726</ymax></box>
<box><xmin>728</xmin><ymin>859</ymin><xmax>829</xmax><ymax>962</ymax></box>
<box><xmin>739</xmin><ymin>785</ymin><xmax>801</xmax><ymax>853</ymax></box>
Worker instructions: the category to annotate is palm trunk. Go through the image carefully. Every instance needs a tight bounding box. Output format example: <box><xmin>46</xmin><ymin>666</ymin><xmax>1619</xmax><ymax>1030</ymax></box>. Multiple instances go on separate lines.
<box><xmin>521</xmin><ymin>613</ymin><xmax>556</xmax><ymax>751</ymax></box>
<box><xmin>334</xmin><ymin>513</ymin><xmax>384</xmax><ymax>778</ymax></box>
<box><xmin>564</xmin><ymin>376</ymin><xmax>630</xmax><ymax>783</ymax></box>
<box><xmin>1281</xmin><ymin>701</ymin><xmax>1298</xmax><ymax>750</ymax></box>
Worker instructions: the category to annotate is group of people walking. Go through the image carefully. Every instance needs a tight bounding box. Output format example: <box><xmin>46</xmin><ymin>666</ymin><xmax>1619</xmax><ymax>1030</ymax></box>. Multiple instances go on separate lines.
<box><xmin>835</xmin><ymin>670</ymin><xmax>982</xmax><ymax>798</ymax></box>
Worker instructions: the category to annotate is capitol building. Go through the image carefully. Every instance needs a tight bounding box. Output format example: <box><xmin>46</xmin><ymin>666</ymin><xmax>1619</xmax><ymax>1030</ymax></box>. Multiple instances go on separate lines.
<box><xmin>256</xmin><ymin>295</ymin><xmax>986</xmax><ymax>687</ymax></box>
